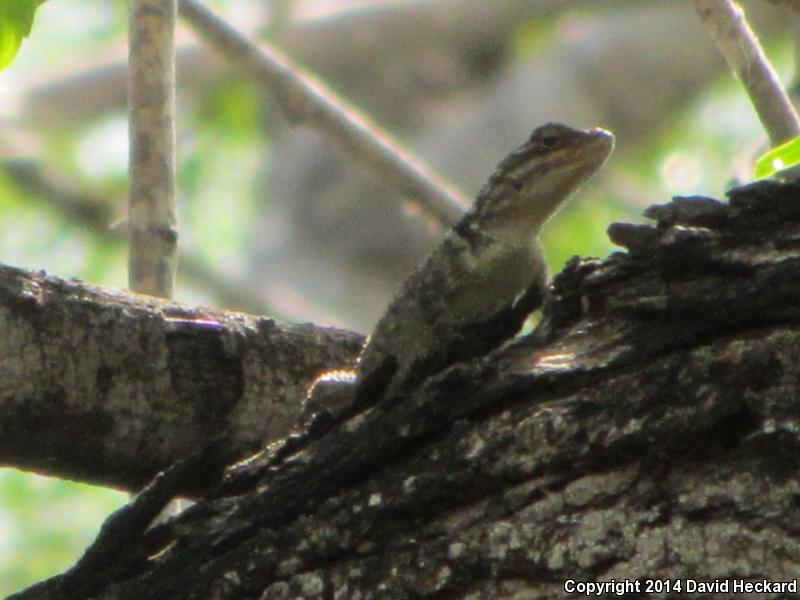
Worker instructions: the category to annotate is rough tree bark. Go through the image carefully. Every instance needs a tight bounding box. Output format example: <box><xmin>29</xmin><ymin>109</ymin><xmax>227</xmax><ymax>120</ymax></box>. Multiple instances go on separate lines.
<box><xmin>0</xmin><ymin>268</ymin><xmax>361</xmax><ymax>491</ymax></box>
<box><xmin>8</xmin><ymin>179</ymin><xmax>800</xmax><ymax>599</ymax></box>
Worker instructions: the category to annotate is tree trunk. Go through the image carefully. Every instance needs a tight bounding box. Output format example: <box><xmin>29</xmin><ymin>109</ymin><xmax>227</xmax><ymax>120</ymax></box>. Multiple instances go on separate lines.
<box><xmin>9</xmin><ymin>179</ymin><xmax>800</xmax><ymax>599</ymax></box>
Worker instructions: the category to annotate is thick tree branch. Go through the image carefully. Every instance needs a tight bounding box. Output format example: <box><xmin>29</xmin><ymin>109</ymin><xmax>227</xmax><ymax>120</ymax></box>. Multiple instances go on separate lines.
<box><xmin>11</xmin><ymin>179</ymin><xmax>800</xmax><ymax>598</ymax></box>
<box><xmin>0</xmin><ymin>263</ymin><xmax>362</xmax><ymax>493</ymax></box>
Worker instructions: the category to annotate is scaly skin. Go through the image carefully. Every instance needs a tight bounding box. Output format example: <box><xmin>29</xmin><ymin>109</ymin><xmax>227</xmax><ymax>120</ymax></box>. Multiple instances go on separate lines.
<box><xmin>307</xmin><ymin>123</ymin><xmax>614</xmax><ymax>418</ymax></box>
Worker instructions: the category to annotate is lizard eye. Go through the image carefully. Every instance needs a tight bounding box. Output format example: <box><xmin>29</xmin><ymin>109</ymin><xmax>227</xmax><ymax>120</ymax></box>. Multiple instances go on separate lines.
<box><xmin>539</xmin><ymin>136</ymin><xmax>559</xmax><ymax>150</ymax></box>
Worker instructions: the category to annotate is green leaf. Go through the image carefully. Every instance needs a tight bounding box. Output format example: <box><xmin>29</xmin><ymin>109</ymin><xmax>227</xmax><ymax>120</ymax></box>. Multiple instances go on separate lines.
<box><xmin>754</xmin><ymin>136</ymin><xmax>800</xmax><ymax>179</ymax></box>
<box><xmin>0</xmin><ymin>0</ymin><xmax>47</xmax><ymax>69</ymax></box>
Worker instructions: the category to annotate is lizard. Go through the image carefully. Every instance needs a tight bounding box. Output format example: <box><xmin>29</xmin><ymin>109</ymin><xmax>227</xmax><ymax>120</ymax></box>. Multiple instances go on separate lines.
<box><xmin>215</xmin><ymin>123</ymin><xmax>615</xmax><ymax>493</ymax></box>
<box><xmin>303</xmin><ymin>122</ymin><xmax>615</xmax><ymax>424</ymax></box>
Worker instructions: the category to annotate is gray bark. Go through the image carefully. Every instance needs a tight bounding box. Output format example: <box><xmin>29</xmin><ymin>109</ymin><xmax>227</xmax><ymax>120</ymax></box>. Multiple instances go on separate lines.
<box><xmin>0</xmin><ymin>264</ymin><xmax>361</xmax><ymax>492</ymax></box>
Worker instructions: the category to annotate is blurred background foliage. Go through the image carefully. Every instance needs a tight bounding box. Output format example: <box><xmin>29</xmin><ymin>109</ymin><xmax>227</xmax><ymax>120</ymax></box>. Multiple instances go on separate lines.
<box><xmin>0</xmin><ymin>0</ymin><xmax>795</xmax><ymax>595</ymax></box>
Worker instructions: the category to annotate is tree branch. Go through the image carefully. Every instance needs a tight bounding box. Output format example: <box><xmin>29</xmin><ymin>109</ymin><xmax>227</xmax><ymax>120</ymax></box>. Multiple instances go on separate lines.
<box><xmin>696</xmin><ymin>0</ymin><xmax>800</xmax><ymax>145</ymax></box>
<box><xmin>10</xmin><ymin>179</ymin><xmax>800</xmax><ymax>598</ymax></box>
<box><xmin>178</xmin><ymin>0</ymin><xmax>469</xmax><ymax>225</ymax></box>
<box><xmin>128</xmin><ymin>0</ymin><xmax>179</xmax><ymax>297</ymax></box>
<box><xmin>0</xmin><ymin>262</ymin><xmax>362</xmax><ymax>493</ymax></box>
<box><xmin>22</xmin><ymin>1</ymin><xmax>658</xmax><ymax>126</ymax></box>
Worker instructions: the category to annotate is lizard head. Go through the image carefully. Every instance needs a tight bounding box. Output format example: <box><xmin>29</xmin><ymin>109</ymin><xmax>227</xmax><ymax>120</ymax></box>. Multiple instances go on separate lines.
<box><xmin>472</xmin><ymin>123</ymin><xmax>614</xmax><ymax>242</ymax></box>
<box><xmin>510</xmin><ymin>123</ymin><xmax>614</xmax><ymax>176</ymax></box>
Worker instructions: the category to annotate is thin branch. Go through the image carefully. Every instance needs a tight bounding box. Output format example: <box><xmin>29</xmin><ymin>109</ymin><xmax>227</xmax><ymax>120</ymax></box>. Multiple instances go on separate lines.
<box><xmin>20</xmin><ymin>0</ymin><xmax>675</xmax><ymax>128</ymax></box>
<box><xmin>696</xmin><ymin>0</ymin><xmax>800</xmax><ymax>146</ymax></box>
<box><xmin>128</xmin><ymin>0</ymin><xmax>179</xmax><ymax>297</ymax></box>
<box><xmin>178</xmin><ymin>0</ymin><xmax>469</xmax><ymax>225</ymax></box>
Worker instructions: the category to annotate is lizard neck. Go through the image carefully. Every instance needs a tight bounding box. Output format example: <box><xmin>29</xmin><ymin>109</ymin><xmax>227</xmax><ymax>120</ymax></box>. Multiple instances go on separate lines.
<box><xmin>454</xmin><ymin>213</ymin><xmax>539</xmax><ymax>251</ymax></box>
<box><xmin>466</xmin><ymin>158</ymin><xmax>601</xmax><ymax>245</ymax></box>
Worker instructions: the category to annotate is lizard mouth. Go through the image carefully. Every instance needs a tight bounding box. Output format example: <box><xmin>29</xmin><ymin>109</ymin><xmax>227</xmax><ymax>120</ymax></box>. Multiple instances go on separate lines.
<box><xmin>565</xmin><ymin>127</ymin><xmax>615</xmax><ymax>175</ymax></box>
<box><xmin>590</xmin><ymin>127</ymin><xmax>614</xmax><ymax>139</ymax></box>
<box><xmin>547</xmin><ymin>125</ymin><xmax>615</xmax><ymax>170</ymax></box>
<box><xmin>585</xmin><ymin>127</ymin><xmax>616</xmax><ymax>158</ymax></box>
